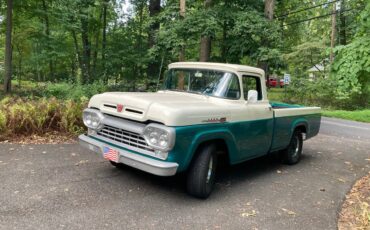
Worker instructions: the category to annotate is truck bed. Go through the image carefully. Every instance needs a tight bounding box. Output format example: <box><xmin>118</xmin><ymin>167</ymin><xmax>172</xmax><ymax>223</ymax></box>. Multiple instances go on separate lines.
<box><xmin>269</xmin><ymin>102</ymin><xmax>321</xmax><ymax>152</ymax></box>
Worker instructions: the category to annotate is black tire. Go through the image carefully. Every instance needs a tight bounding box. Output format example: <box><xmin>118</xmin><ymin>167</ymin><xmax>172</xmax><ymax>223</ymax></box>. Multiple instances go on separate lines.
<box><xmin>110</xmin><ymin>161</ymin><xmax>126</xmax><ymax>169</ymax></box>
<box><xmin>186</xmin><ymin>144</ymin><xmax>218</xmax><ymax>199</ymax></box>
<box><xmin>281</xmin><ymin>129</ymin><xmax>303</xmax><ymax>165</ymax></box>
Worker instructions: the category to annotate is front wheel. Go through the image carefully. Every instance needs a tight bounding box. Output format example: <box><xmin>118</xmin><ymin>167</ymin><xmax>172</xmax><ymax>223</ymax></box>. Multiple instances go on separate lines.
<box><xmin>281</xmin><ymin>130</ymin><xmax>303</xmax><ymax>165</ymax></box>
<box><xmin>186</xmin><ymin>144</ymin><xmax>218</xmax><ymax>199</ymax></box>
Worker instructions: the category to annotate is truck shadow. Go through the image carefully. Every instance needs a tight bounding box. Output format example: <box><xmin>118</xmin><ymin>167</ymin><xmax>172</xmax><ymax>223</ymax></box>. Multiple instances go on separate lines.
<box><xmin>112</xmin><ymin>153</ymin><xmax>314</xmax><ymax>199</ymax></box>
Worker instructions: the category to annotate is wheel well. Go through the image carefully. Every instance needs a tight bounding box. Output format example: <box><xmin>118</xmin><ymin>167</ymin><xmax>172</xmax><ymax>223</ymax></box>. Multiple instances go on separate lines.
<box><xmin>295</xmin><ymin>125</ymin><xmax>307</xmax><ymax>134</ymax></box>
<box><xmin>190</xmin><ymin>139</ymin><xmax>230</xmax><ymax>166</ymax></box>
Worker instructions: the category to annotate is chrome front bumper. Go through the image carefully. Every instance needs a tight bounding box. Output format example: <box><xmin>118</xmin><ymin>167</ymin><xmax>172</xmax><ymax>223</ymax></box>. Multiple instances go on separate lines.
<box><xmin>79</xmin><ymin>134</ymin><xmax>178</xmax><ymax>176</ymax></box>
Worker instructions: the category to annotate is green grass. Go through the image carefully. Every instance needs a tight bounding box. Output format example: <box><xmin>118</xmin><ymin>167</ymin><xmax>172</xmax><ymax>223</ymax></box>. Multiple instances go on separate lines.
<box><xmin>322</xmin><ymin>110</ymin><xmax>370</xmax><ymax>123</ymax></box>
<box><xmin>266</xmin><ymin>88</ymin><xmax>286</xmax><ymax>102</ymax></box>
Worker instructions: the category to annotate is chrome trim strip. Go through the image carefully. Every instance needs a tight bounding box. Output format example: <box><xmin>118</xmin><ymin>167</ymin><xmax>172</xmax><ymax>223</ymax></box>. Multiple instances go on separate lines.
<box><xmin>101</xmin><ymin>114</ymin><xmax>146</xmax><ymax>134</ymax></box>
<box><xmin>79</xmin><ymin>134</ymin><xmax>178</xmax><ymax>176</ymax></box>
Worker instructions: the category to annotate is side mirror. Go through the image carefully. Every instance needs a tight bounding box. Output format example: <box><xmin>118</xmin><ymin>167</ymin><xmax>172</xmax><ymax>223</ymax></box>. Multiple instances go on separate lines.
<box><xmin>247</xmin><ymin>90</ymin><xmax>258</xmax><ymax>103</ymax></box>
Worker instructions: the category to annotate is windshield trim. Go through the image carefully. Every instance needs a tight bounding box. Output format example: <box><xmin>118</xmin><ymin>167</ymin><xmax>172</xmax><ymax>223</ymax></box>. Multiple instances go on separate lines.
<box><xmin>164</xmin><ymin>68</ymin><xmax>241</xmax><ymax>101</ymax></box>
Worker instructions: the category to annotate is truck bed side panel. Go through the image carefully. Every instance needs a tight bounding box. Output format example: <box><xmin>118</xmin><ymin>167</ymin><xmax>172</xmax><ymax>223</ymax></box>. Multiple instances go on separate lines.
<box><xmin>271</xmin><ymin>107</ymin><xmax>321</xmax><ymax>151</ymax></box>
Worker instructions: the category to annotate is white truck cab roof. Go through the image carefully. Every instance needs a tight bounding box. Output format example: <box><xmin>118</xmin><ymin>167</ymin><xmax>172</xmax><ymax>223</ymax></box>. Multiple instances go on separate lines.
<box><xmin>169</xmin><ymin>62</ymin><xmax>265</xmax><ymax>77</ymax></box>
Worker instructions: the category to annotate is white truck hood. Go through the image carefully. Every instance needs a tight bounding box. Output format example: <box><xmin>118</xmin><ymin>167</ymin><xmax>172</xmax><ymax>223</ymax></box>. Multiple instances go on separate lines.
<box><xmin>88</xmin><ymin>91</ymin><xmax>231</xmax><ymax>126</ymax></box>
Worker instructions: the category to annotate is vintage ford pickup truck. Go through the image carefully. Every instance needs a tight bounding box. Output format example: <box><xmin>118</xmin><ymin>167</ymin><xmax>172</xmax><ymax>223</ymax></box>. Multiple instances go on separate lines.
<box><xmin>79</xmin><ymin>62</ymin><xmax>321</xmax><ymax>198</ymax></box>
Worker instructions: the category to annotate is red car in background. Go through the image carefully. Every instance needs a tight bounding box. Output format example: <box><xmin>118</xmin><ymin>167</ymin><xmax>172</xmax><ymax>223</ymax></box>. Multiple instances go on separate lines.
<box><xmin>266</xmin><ymin>78</ymin><xmax>277</xmax><ymax>87</ymax></box>
<box><xmin>279</xmin><ymin>79</ymin><xmax>284</xmax><ymax>88</ymax></box>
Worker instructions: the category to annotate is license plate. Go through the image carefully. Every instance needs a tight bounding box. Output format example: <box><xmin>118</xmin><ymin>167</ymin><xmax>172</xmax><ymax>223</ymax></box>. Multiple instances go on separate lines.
<box><xmin>102</xmin><ymin>147</ymin><xmax>119</xmax><ymax>163</ymax></box>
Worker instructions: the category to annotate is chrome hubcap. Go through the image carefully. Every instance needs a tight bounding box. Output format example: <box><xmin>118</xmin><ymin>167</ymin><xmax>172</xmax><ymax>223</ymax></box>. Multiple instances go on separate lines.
<box><xmin>206</xmin><ymin>156</ymin><xmax>213</xmax><ymax>183</ymax></box>
<box><xmin>292</xmin><ymin>136</ymin><xmax>299</xmax><ymax>158</ymax></box>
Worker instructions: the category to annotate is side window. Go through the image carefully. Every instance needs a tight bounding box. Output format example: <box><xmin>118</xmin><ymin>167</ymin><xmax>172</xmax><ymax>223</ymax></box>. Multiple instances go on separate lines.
<box><xmin>242</xmin><ymin>75</ymin><xmax>262</xmax><ymax>100</ymax></box>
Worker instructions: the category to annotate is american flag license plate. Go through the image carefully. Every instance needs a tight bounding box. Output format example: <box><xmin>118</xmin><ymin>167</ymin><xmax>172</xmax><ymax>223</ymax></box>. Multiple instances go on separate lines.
<box><xmin>103</xmin><ymin>147</ymin><xmax>119</xmax><ymax>163</ymax></box>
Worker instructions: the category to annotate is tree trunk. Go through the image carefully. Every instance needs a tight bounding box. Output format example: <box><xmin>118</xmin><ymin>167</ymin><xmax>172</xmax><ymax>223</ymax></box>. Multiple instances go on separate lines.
<box><xmin>261</xmin><ymin>0</ymin><xmax>275</xmax><ymax>87</ymax></box>
<box><xmin>72</xmin><ymin>30</ymin><xmax>83</xmax><ymax>73</ymax></box>
<box><xmin>4</xmin><ymin>0</ymin><xmax>13</xmax><ymax>93</ymax></box>
<box><xmin>339</xmin><ymin>0</ymin><xmax>346</xmax><ymax>45</ymax></box>
<box><xmin>199</xmin><ymin>36</ymin><xmax>211</xmax><ymax>62</ymax></box>
<box><xmin>221</xmin><ymin>20</ymin><xmax>227</xmax><ymax>62</ymax></box>
<box><xmin>330</xmin><ymin>2</ymin><xmax>337</xmax><ymax>64</ymax></box>
<box><xmin>148</xmin><ymin>0</ymin><xmax>161</xmax><ymax>48</ymax></box>
<box><xmin>41</xmin><ymin>0</ymin><xmax>54</xmax><ymax>81</ymax></box>
<box><xmin>92</xmin><ymin>7</ymin><xmax>103</xmax><ymax>78</ymax></box>
<box><xmin>179</xmin><ymin>0</ymin><xmax>186</xmax><ymax>62</ymax></box>
<box><xmin>102</xmin><ymin>0</ymin><xmax>108</xmax><ymax>83</ymax></box>
<box><xmin>178</xmin><ymin>0</ymin><xmax>186</xmax><ymax>90</ymax></box>
<box><xmin>199</xmin><ymin>0</ymin><xmax>212</xmax><ymax>62</ymax></box>
<box><xmin>81</xmin><ymin>8</ymin><xmax>91</xmax><ymax>84</ymax></box>
<box><xmin>147</xmin><ymin>0</ymin><xmax>161</xmax><ymax>80</ymax></box>
<box><xmin>264</xmin><ymin>0</ymin><xmax>275</xmax><ymax>20</ymax></box>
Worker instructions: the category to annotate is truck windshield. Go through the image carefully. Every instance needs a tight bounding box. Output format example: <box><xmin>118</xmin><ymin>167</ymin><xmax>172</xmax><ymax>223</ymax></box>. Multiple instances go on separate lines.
<box><xmin>163</xmin><ymin>68</ymin><xmax>240</xmax><ymax>99</ymax></box>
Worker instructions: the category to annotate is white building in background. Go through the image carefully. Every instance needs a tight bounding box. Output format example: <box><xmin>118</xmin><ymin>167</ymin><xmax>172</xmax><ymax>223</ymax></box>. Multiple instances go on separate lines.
<box><xmin>307</xmin><ymin>60</ymin><xmax>328</xmax><ymax>81</ymax></box>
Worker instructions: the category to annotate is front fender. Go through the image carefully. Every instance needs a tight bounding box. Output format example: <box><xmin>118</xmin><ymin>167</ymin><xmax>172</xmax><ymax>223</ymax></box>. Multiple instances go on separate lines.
<box><xmin>168</xmin><ymin>125</ymin><xmax>238</xmax><ymax>172</ymax></box>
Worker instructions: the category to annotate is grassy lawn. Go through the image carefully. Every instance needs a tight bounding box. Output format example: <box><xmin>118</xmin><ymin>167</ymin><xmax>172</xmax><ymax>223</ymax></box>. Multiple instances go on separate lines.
<box><xmin>322</xmin><ymin>110</ymin><xmax>370</xmax><ymax>123</ymax></box>
<box><xmin>266</xmin><ymin>87</ymin><xmax>287</xmax><ymax>102</ymax></box>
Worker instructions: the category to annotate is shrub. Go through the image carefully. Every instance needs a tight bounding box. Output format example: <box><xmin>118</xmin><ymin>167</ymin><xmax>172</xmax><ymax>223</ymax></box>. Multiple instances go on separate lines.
<box><xmin>0</xmin><ymin>97</ymin><xmax>87</xmax><ymax>139</ymax></box>
<box><xmin>60</xmin><ymin>98</ymin><xmax>88</xmax><ymax>134</ymax></box>
<box><xmin>0</xmin><ymin>110</ymin><xmax>6</xmax><ymax>133</ymax></box>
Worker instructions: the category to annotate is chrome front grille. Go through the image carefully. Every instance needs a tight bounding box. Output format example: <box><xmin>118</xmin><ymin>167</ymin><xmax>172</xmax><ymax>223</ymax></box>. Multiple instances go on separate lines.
<box><xmin>97</xmin><ymin>125</ymin><xmax>153</xmax><ymax>152</ymax></box>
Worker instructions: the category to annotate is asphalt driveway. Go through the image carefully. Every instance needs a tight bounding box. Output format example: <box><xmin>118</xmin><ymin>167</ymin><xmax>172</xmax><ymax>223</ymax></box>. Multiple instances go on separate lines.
<box><xmin>0</xmin><ymin>117</ymin><xmax>369</xmax><ymax>230</ymax></box>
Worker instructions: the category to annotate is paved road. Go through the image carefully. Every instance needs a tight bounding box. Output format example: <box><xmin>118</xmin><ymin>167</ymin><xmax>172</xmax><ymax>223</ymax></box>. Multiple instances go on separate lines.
<box><xmin>0</xmin><ymin>117</ymin><xmax>369</xmax><ymax>230</ymax></box>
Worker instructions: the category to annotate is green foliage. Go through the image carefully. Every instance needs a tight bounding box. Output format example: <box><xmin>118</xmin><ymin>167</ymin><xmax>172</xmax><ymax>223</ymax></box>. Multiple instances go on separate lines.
<box><xmin>322</xmin><ymin>110</ymin><xmax>370</xmax><ymax>123</ymax></box>
<box><xmin>60</xmin><ymin>99</ymin><xmax>87</xmax><ymax>134</ymax></box>
<box><xmin>331</xmin><ymin>3</ymin><xmax>370</xmax><ymax>106</ymax></box>
<box><xmin>284</xmin><ymin>78</ymin><xmax>337</xmax><ymax>107</ymax></box>
<box><xmin>41</xmin><ymin>82</ymin><xmax>108</xmax><ymax>100</ymax></box>
<box><xmin>283</xmin><ymin>41</ymin><xmax>327</xmax><ymax>76</ymax></box>
<box><xmin>0</xmin><ymin>97</ymin><xmax>87</xmax><ymax>139</ymax></box>
<box><xmin>0</xmin><ymin>110</ymin><xmax>6</xmax><ymax>133</ymax></box>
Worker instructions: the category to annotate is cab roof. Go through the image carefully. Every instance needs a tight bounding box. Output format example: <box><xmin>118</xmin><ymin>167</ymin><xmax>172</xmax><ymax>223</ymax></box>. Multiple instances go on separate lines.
<box><xmin>169</xmin><ymin>62</ymin><xmax>265</xmax><ymax>76</ymax></box>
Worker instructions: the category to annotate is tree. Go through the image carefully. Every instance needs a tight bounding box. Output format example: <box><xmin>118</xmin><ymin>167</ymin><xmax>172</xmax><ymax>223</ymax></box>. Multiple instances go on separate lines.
<box><xmin>199</xmin><ymin>0</ymin><xmax>212</xmax><ymax>62</ymax></box>
<box><xmin>147</xmin><ymin>0</ymin><xmax>161</xmax><ymax>80</ymax></box>
<box><xmin>179</xmin><ymin>0</ymin><xmax>186</xmax><ymax>62</ymax></box>
<box><xmin>4</xmin><ymin>0</ymin><xmax>13</xmax><ymax>93</ymax></box>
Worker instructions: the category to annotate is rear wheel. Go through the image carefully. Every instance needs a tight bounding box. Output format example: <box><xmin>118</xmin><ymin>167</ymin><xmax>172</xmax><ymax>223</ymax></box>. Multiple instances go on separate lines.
<box><xmin>186</xmin><ymin>144</ymin><xmax>218</xmax><ymax>199</ymax></box>
<box><xmin>281</xmin><ymin>130</ymin><xmax>303</xmax><ymax>165</ymax></box>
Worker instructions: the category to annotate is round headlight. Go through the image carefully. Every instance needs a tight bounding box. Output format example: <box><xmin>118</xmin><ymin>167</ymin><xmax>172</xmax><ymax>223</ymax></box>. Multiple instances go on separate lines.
<box><xmin>159</xmin><ymin>134</ymin><xmax>169</xmax><ymax>148</ymax></box>
<box><xmin>143</xmin><ymin>124</ymin><xmax>175</xmax><ymax>151</ymax></box>
<box><xmin>83</xmin><ymin>109</ymin><xmax>104</xmax><ymax>130</ymax></box>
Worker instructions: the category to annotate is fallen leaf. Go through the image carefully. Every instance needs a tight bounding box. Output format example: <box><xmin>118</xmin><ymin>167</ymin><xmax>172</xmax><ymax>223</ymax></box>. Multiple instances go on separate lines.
<box><xmin>241</xmin><ymin>210</ymin><xmax>256</xmax><ymax>217</ymax></box>
<box><xmin>281</xmin><ymin>208</ymin><xmax>296</xmax><ymax>216</ymax></box>
<box><xmin>338</xmin><ymin>178</ymin><xmax>346</xmax><ymax>183</ymax></box>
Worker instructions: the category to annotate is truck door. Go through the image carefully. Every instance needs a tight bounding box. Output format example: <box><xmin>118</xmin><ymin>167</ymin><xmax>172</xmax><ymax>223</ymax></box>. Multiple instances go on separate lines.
<box><xmin>237</xmin><ymin>74</ymin><xmax>274</xmax><ymax>159</ymax></box>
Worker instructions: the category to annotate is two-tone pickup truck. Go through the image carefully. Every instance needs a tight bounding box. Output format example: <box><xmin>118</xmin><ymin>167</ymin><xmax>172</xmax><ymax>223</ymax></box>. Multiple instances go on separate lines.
<box><xmin>79</xmin><ymin>62</ymin><xmax>321</xmax><ymax>198</ymax></box>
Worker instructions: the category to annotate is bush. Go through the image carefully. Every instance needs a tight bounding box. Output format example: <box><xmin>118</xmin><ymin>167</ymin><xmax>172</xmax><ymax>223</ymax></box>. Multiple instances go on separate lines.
<box><xmin>0</xmin><ymin>97</ymin><xmax>87</xmax><ymax>139</ymax></box>
<box><xmin>0</xmin><ymin>110</ymin><xmax>6</xmax><ymax>133</ymax></box>
<box><xmin>41</xmin><ymin>82</ymin><xmax>109</xmax><ymax>101</ymax></box>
